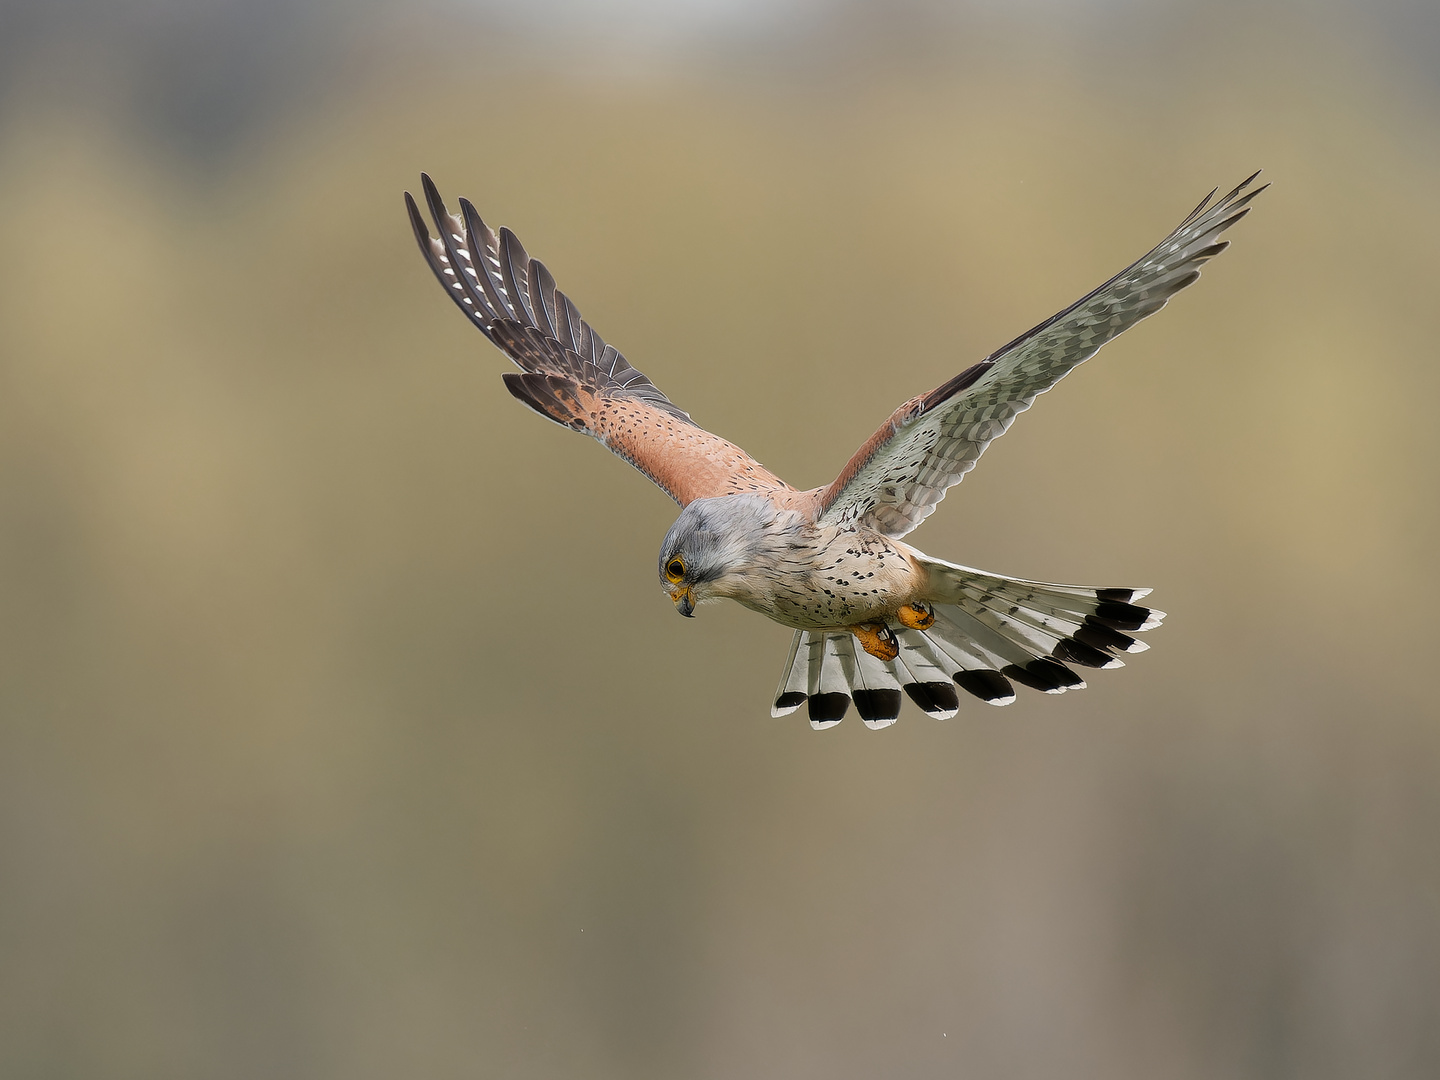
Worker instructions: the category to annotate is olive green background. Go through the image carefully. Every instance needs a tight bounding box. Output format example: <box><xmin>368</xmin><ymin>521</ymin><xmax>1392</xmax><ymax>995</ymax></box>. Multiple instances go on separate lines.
<box><xmin>2</xmin><ymin>2</ymin><xmax>1437</xmax><ymax>1077</ymax></box>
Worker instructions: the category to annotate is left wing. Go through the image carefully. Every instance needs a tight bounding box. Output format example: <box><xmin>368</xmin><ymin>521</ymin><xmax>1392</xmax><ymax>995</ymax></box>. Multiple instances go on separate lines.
<box><xmin>407</xmin><ymin>175</ymin><xmax>793</xmax><ymax>507</ymax></box>
<box><xmin>816</xmin><ymin>173</ymin><xmax>1266</xmax><ymax>537</ymax></box>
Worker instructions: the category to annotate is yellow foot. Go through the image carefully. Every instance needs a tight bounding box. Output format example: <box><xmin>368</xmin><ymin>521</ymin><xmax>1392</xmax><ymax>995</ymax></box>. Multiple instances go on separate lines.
<box><xmin>897</xmin><ymin>602</ymin><xmax>936</xmax><ymax>630</ymax></box>
<box><xmin>852</xmin><ymin>622</ymin><xmax>899</xmax><ymax>661</ymax></box>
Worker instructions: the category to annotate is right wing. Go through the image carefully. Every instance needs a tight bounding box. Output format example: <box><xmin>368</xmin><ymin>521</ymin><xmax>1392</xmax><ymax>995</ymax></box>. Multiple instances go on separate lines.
<box><xmin>407</xmin><ymin>175</ymin><xmax>793</xmax><ymax>507</ymax></box>
<box><xmin>815</xmin><ymin>173</ymin><xmax>1266</xmax><ymax>537</ymax></box>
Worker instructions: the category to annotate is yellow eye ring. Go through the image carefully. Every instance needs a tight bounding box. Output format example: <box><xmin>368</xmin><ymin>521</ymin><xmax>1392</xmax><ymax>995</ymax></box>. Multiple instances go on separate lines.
<box><xmin>665</xmin><ymin>557</ymin><xmax>686</xmax><ymax>583</ymax></box>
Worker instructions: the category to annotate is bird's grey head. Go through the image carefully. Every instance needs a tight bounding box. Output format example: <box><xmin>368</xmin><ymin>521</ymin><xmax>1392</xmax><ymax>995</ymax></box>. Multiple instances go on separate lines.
<box><xmin>658</xmin><ymin>494</ymin><xmax>785</xmax><ymax>618</ymax></box>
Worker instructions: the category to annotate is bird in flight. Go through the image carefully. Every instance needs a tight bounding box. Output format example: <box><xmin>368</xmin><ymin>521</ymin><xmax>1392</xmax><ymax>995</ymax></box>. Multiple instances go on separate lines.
<box><xmin>406</xmin><ymin>172</ymin><xmax>1264</xmax><ymax>729</ymax></box>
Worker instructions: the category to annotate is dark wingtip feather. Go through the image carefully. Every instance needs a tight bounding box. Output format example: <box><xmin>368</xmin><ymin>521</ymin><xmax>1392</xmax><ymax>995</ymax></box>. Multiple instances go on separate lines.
<box><xmin>853</xmin><ymin>688</ymin><xmax>903</xmax><ymax>723</ymax></box>
<box><xmin>1223</xmin><ymin>169</ymin><xmax>1264</xmax><ymax>203</ymax></box>
<box><xmin>407</xmin><ymin>182</ymin><xmax>489</xmax><ymax>329</ymax></box>
<box><xmin>530</xmin><ymin>260</ymin><xmax>559</xmax><ymax>338</ymax></box>
<box><xmin>808</xmin><ymin>693</ymin><xmax>850</xmax><ymax>727</ymax></box>
<box><xmin>1095</xmin><ymin>587</ymin><xmax>1136</xmax><ymax>603</ymax></box>
<box><xmin>903</xmin><ymin>682</ymin><xmax>960</xmax><ymax>717</ymax></box>
<box><xmin>1078</xmin><ymin>619</ymin><xmax>1143</xmax><ymax>654</ymax></box>
<box><xmin>404</xmin><ymin>190</ymin><xmax>427</xmax><ymax>238</ymax></box>
<box><xmin>420</xmin><ymin>172</ymin><xmax>449</xmax><ymax>232</ymax></box>
<box><xmin>458</xmin><ymin>197</ymin><xmax>514</xmax><ymax>321</ymax></box>
<box><xmin>1093</xmin><ymin>601</ymin><xmax>1154</xmax><ymax>632</ymax></box>
<box><xmin>456</xmin><ymin>195</ymin><xmax>484</xmax><ymax>230</ymax></box>
<box><xmin>774</xmin><ymin>691</ymin><xmax>807</xmax><ymax>716</ymax></box>
<box><xmin>404</xmin><ymin>190</ymin><xmax>440</xmax><ymax>270</ymax></box>
<box><xmin>1188</xmin><ymin>241</ymin><xmax>1230</xmax><ymax>263</ymax></box>
<box><xmin>1211</xmin><ymin>207</ymin><xmax>1253</xmax><ymax>237</ymax></box>
<box><xmin>498</xmin><ymin>226</ymin><xmax>538</xmax><ymax>327</ymax></box>
<box><xmin>1001</xmin><ymin>663</ymin><xmax>1049</xmax><ymax>692</ymax></box>
<box><xmin>1054</xmin><ymin>638</ymin><xmax>1122</xmax><ymax>670</ymax></box>
<box><xmin>1003</xmin><ymin>659</ymin><xmax>1085</xmax><ymax>693</ymax></box>
<box><xmin>954</xmin><ymin>669</ymin><xmax>1015</xmax><ymax>705</ymax></box>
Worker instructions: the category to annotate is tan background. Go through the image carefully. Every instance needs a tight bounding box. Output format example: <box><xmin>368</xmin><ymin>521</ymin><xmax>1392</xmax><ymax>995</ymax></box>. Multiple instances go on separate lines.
<box><xmin>1</xmin><ymin>1</ymin><xmax>1437</xmax><ymax>1076</ymax></box>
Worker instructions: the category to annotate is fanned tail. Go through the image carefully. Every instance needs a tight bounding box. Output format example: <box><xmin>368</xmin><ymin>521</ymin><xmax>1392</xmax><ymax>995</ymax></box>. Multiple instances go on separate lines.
<box><xmin>772</xmin><ymin>629</ymin><xmax>961</xmax><ymax>730</ymax></box>
<box><xmin>771</xmin><ymin>557</ymin><xmax>1164</xmax><ymax>729</ymax></box>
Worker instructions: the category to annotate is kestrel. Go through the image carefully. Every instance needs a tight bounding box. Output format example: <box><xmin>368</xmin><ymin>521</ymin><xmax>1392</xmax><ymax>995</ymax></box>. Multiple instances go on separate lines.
<box><xmin>406</xmin><ymin>172</ymin><xmax>1264</xmax><ymax>728</ymax></box>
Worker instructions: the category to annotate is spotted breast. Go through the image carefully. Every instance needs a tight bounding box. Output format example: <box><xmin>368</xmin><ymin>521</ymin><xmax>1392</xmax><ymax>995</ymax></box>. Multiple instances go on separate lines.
<box><xmin>723</xmin><ymin>521</ymin><xmax>928</xmax><ymax>631</ymax></box>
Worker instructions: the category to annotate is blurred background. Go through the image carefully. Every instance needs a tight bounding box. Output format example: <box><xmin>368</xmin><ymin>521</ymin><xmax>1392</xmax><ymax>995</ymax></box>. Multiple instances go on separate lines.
<box><xmin>2</xmin><ymin>0</ymin><xmax>1438</xmax><ymax>1076</ymax></box>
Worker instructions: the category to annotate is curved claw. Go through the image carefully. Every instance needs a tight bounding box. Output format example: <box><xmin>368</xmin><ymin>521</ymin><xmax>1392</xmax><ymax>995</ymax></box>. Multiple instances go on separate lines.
<box><xmin>897</xmin><ymin>602</ymin><xmax>936</xmax><ymax>630</ymax></box>
<box><xmin>852</xmin><ymin>622</ymin><xmax>898</xmax><ymax>661</ymax></box>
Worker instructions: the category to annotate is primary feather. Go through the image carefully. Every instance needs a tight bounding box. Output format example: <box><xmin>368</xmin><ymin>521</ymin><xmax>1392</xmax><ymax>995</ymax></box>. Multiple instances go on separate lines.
<box><xmin>817</xmin><ymin>172</ymin><xmax>1267</xmax><ymax>537</ymax></box>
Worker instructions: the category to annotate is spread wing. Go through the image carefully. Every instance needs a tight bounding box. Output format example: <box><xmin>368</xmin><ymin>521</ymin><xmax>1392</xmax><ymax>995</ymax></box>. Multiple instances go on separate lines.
<box><xmin>816</xmin><ymin>173</ymin><xmax>1267</xmax><ymax>537</ymax></box>
<box><xmin>407</xmin><ymin>175</ymin><xmax>792</xmax><ymax>506</ymax></box>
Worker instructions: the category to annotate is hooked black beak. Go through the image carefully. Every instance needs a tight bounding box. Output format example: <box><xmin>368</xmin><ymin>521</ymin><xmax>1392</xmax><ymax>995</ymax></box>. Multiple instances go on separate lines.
<box><xmin>672</xmin><ymin>587</ymin><xmax>695</xmax><ymax>618</ymax></box>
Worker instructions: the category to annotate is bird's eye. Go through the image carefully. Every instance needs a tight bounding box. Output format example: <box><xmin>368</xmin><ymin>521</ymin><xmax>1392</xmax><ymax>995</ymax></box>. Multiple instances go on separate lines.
<box><xmin>665</xmin><ymin>558</ymin><xmax>686</xmax><ymax>582</ymax></box>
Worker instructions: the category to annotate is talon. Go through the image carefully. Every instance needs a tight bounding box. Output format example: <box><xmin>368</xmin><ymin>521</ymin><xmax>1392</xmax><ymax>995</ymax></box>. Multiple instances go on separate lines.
<box><xmin>897</xmin><ymin>602</ymin><xmax>935</xmax><ymax>630</ymax></box>
<box><xmin>852</xmin><ymin>622</ymin><xmax>899</xmax><ymax>661</ymax></box>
